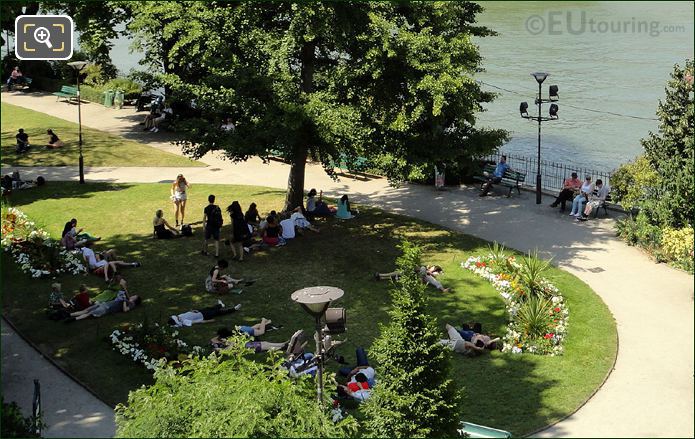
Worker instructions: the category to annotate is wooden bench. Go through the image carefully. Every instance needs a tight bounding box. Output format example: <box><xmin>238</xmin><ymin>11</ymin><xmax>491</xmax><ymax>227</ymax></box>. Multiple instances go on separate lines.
<box><xmin>53</xmin><ymin>85</ymin><xmax>78</xmax><ymax>103</ymax></box>
<box><xmin>473</xmin><ymin>164</ymin><xmax>527</xmax><ymax>197</ymax></box>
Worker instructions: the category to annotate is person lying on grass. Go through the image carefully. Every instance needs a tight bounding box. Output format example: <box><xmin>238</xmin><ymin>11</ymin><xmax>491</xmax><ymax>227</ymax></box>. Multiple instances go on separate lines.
<box><xmin>66</xmin><ymin>291</ymin><xmax>141</xmax><ymax>322</ymax></box>
<box><xmin>439</xmin><ymin>323</ymin><xmax>499</xmax><ymax>356</ymax></box>
<box><xmin>168</xmin><ymin>300</ymin><xmax>241</xmax><ymax>327</ymax></box>
<box><xmin>374</xmin><ymin>265</ymin><xmax>450</xmax><ymax>292</ymax></box>
<box><xmin>211</xmin><ymin>327</ymin><xmax>303</xmax><ymax>354</ymax></box>
<box><xmin>205</xmin><ymin>259</ymin><xmax>243</xmax><ymax>294</ymax></box>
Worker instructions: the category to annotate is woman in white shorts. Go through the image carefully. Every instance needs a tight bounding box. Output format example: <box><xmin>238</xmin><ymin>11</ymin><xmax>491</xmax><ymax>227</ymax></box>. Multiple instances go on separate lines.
<box><xmin>171</xmin><ymin>174</ymin><xmax>190</xmax><ymax>227</ymax></box>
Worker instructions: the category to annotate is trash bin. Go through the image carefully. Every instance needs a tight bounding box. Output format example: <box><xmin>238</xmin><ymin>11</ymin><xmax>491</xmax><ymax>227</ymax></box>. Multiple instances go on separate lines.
<box><xmin>103</xmin><ymin>90</ymin><xmax>115</xmax><ymax>107</ymax></box>
<box><xmin>114</xmin><ymin>90</ymin><xmax>125</xmax><ymax>109</ymax></box>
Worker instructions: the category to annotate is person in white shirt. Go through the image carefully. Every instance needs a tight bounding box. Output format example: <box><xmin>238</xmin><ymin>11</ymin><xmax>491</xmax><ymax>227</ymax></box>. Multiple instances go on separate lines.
<box><xmin>168</xmin><ymin>300</ymin><xmax>241</xmax><ymax>327</ymax></box>
<box><xmin>578</xmin><ymin>180</ymin><xmax>610</xmax><ymax>220</ymax></box>
<box><xmin>80</xmin><ymin>241</ymin><xmax>141</xmax><ymax>281</ymax></box>
<box><xmin>569</xmin><ymin>176</ymin><xmax>594</xmax><ymax>217</ymax></box>
<box><xmin>150</xmin><ymin>105</ymin><xmax>173</xmax><ymax>132</ymax></box>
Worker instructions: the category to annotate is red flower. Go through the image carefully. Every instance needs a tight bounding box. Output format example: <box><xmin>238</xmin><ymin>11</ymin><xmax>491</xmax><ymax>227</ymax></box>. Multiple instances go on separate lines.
<box><xmin>554</xmin><ymin>307</ymin><xmax>561</xmax><ymax>313</ymax></box>
<box><xmin>544</xmin><ymin>333</ymin><xmax>555</xmax><ymax>339</ymax></box>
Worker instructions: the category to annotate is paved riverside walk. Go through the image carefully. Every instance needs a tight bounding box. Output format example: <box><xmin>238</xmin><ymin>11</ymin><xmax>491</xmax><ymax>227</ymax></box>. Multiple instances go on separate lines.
<box><xmin>3</xmin><ymin>92</ymin><xmax>694</xmax><ymax>437</ymax></box>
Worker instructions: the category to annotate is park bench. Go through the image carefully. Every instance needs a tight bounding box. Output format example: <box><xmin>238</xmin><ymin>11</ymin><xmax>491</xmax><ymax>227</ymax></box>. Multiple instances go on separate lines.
<box><xmin>590</xmin><ymin>188</ymin><xmax>613</xmax><ymax>218</ymax></box>
<box><xmin>331</xmin><ymin>154</ymin><xmax>369</xmax><ymax>174</ymax></box>
<box><xmin>458</xmin><ymin>421</ymin><xmax>511</xmax><ymax>438</ymax></box>
<box><xmin>473</xmin><ymin>163</ymin><xmax>526</xmax><ymax>197</ymax></box>
<box><xmin>53</xmin><ymin>85</ymin><xmax>78</xmax><ymax>103</ymax></box>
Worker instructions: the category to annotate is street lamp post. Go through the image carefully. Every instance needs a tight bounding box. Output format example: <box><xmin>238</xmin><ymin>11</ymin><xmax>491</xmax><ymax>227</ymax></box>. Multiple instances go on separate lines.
<box><xmin>67</xmin><ymin>61</ymin><xmax>88</xmax><ymax>184</ymax></box>
<box><xmin>291</xmin><ymin>286</ymin><xmax>344</xmax><ymax>407</ymax></box>
<box><xmin>520</xmin><ymin>72</ymin><xmax>559</xmax><ymax>204</ymax></box>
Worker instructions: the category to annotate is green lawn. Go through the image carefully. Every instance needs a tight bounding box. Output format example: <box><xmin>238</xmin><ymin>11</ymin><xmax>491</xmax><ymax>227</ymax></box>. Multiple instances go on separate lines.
<box><xmin>1</xmin><ymin>182</ymin><xmax>617</xmax><ymax>436</ymax></box>
<box><xmin>1</xmin><ymin>102</ymin><xmax>204</xmax><ymax>167</ymax></box>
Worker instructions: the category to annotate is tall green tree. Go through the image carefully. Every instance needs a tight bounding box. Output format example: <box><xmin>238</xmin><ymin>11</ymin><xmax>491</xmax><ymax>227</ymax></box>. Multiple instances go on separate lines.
<box><xmin>115</xmin><ymin>340</ymin><xmax>357</xmax><ymax>438</ymax></box>
<box><xmin>364</xmin><ymin>240</ymin><xmax>463</xmax><ymax>437</ymax></box>
<box><xmin>122</xmin><ymin>2</ymin><xmax>508</xmax><ymax>211</ymax></box>
<box><xmin>613</xmin><ymin>60</ymin><xmax>694</xmax><ymax>228</ymax></box>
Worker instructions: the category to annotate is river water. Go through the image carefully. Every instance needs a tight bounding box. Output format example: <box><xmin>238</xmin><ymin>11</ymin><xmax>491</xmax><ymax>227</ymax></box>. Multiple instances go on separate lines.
<box><xmin>7</xmin><ymin>2</ymin><xmax>693</xmax><ymax>172</ymax></box>
<box><xmin>474</xmin><ymin>1</ymin><xmax>694</xmax><ymax>171</ymax></box>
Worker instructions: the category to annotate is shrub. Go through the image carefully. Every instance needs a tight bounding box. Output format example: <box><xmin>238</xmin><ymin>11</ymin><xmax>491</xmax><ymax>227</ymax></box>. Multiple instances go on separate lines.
<box><xmin>364</xmin><ymin>240</ymin><xmax>463</xmax><ymax>437</ymax></box>
<box><xmin>1</xmin><ymin>398</ymin><xmax>40</xmax><ymax>438</ymax></box>
<box><xmin>104</xmin><ymin>78</ymin><xmax>143</xmax><ymax>99</ymax></box>
<box><xmin>516</xmin><ymin>250</ymin><xmax>553</xmax><ymax>299</ymax></box>
<box><xmin>515</xmin><ymin>295</ymin><xmax>554</xmax><ymax>340</ymax></box>
<box><xmin>115</xmin><ymin>339</ymin><xmax>357</xmax><ymax>437</ymax></box>
<box><xmin>660</xmin><ymin>227</ymin><xmax>694</xmax><ymax>271</ymax></box>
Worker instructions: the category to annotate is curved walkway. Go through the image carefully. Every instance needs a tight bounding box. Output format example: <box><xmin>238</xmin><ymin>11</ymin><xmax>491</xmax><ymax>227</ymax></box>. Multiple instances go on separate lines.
<box><xmin>2</xmin><ymin>92</ymin><xmax>694</xmax><ymax>437</ymax></box>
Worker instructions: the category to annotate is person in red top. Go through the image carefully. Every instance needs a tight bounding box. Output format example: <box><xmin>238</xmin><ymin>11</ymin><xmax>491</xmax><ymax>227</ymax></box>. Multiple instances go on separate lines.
<box><xmin>550</xmin><ymin>172</ymin><xmax>582</xmax><ymax>212</ymax></box>
<box><xmin>71</xmin><ymin>284</ymin><xmax>93</xmax><ymax>311</ymax></box>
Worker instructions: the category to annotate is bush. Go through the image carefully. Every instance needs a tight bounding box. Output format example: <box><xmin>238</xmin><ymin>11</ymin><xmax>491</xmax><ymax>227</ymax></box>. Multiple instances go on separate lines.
<box><xmin>1</xmin><ymin>398</ymin><xmax>40</xmax><ymax>438</ymax></box>
<box><xmin>660</xmin><ymin>227</ymin><xmax>694</xmax><ymax>271</ymax></box>
<box><xmin>115</xmin><ymin>339</ymin><xmax>357</xmax><ymax>437</ymax></box>
<box><xmin>104</xmin><ymin>78</ymin><xmax>143</xmax><ymax>99</ymax></box>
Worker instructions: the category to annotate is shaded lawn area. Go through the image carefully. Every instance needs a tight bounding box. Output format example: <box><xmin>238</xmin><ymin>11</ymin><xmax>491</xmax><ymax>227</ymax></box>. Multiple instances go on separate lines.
<box><xmin>1</xmin><ymin>102</ymin><xmax>203</xmax><ymax>167</ymax></box>
<box><xmin>1</xmin><ymin>182</ymin><xmax>617</xmax><ymax>436</ymax></box>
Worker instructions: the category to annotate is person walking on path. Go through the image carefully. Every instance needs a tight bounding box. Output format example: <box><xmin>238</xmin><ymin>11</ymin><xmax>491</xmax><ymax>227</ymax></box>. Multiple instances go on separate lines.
<box><xmin>202</xmin><ymin>194</ymin><xmax>223</xmax><ymax>257</ymax></box>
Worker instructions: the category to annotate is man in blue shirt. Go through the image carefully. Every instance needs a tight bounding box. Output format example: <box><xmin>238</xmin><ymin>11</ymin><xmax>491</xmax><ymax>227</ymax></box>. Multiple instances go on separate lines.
<box><xmin>480</xmin><ymin>155</ymin><xmax>511</xmax><ymax>196</ymax></box>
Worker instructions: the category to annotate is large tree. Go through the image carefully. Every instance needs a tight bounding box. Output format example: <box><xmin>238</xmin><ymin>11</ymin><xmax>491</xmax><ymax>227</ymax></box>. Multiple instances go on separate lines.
<box><xmin>123</xmin><ymin>1</ymin><xmax>507</xmax><ymax>211</ymax></box>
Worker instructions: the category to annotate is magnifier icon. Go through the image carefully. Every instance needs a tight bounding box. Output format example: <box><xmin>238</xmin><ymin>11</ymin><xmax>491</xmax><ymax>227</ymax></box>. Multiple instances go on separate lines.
<box><xmin>33</xmin><ymin>27</ymin><xmax>53</xmax><ymax>49</ymax></box>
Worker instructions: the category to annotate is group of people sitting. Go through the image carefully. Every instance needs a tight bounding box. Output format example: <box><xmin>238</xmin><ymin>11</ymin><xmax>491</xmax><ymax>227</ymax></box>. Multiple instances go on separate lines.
<box><xmin>1</xmin><ymin>171</ymin><xmax>45</xmax><ymax>195</ymax></box>
<box><xmin>549</xmin><ymin>172</ymin><xmax>610</xmax><ymax>220</ymax></box>
<box><xmin>58</xmin><ymin>217</ymin><xmax>141</xmax><ymax>281</ymax></box>
<box><xmin>14</xmin><ymin>128</ymin><xmax>64</xmax><ymax>153</ymax></box>
<box><xmin>197</xmin><ymin>194</ymin><xmax>324</xmax><ymax>260</ymax></box>
<box><xmin>306</xmin><ymin>189</ymin><xmax>358</xmax><ymax>220</ymax></box>
<box><xmin>48</xmin><ymin>274</ymin><xmax>142</xmax><ymax>322</ymax></box>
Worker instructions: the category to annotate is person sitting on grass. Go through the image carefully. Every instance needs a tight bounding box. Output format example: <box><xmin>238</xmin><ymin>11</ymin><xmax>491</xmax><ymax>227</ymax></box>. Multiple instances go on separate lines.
<box><xmin>71</xmin><ymin>284</ymin><xmax>93</xmax><ymax>311</ymax></box>
<box><xmin>306</xmin><ymin>189</ymin><xmax>336</xmax><ymax>218</ymax></box>
<box><xmin>211</xmin><ymin>327</ymin><xmax>302</xmax><ymax>354</ymax></box>
<box><xmin>15</xmin><ymin>128</ymin><xmax>30</xmax><ymax>154</ymax></box>
<box><xmin>205</xmin><ymin>259</ymin><xmax>242</xmax><ymax>294</ymax></box>
<box><xmin>262</xmin><ymin>215</ymin><xmax>284</xmax><ymax>247</ymax></box>
<box><xmin>439</xmin><ymin>323</ymin><xmax>499</xmax><ymax>356</ymax></box>
<box><xmin>335</xmin><ymin>195</ymin><xmax>357</xmax><ymax>220</ymax></box>
<box><xmin>153</xmin><ymin>209</ymin><xmax>180</xmax><ymax>239</ymax></box>
<box><xmin>374</xmin><ymin>265</ymin><xmax>450</xmax><ymax>292</ymax></box>
<box><xmin>46</xmin><ymin>129</ymin><xmax>64</xmax><ymax>149</ymax></box>
<box><xmin>244</xmin><ymin>203</ymin><xmax>262</xmax><ymax>227</ymax></box>
<box><xmin>81</xmin><ymin>241</ymin><xmax>141</xmax><ymax>281</ymax></box>
<box><xmin>290</xmin><ymin>207</ymin><xmax>320</xmax><ymax>234</ymax></box>
<box><xmin>61</xmin><ymin>218</ymin><xmax>100</xmax><ymax>250</ymax></box>
<box><xmin>66</xmin><ymin>291</ymin><xmax>141</xmax><ymax>322</ymax></box>
<box><xmin>168</xmin><ymin>300</ymin><xmax>241</xmax><ymax>327</ymax></box>
<box><xmin>48</xmin><ymin>283</ymin><xmax>71</xmax><ymax>311</ymax></box>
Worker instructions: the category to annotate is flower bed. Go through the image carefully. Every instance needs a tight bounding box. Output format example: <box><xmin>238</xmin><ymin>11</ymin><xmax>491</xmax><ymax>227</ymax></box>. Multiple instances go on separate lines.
<box><xmin>110</xmin><ymin>322</ymin><xmax>206</xmax><ymax>371</ymax></box>
<box><xmin>1</xmin><ymin>208</ymin><xmax>86</xmax><ymax>278</ymax></box>
<box><xmin>462</xmin><ymin>248</ymin><xmax>568</xmax><ymax>356</ymax></box>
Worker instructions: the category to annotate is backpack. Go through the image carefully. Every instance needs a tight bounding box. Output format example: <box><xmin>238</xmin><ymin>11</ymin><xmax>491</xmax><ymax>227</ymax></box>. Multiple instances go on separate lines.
<box><xmin>208</xmin><ymin>206</ymin><xmax>223</xmax><ymax>228</ymax></box>
<box><xmin>181</xmin><ymin>224</ymin><xmax>193</xmax><ymax>236</ymax></box>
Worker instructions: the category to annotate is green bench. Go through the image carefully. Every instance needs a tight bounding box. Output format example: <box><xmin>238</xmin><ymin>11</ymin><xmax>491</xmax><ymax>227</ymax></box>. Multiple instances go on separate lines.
<box><xmin>459</xmin><ymin>421</ymin><xmax>512</xmax><ymax>438</ymax></box>
<box><xmin>332</xmin><ymin>154</ymin><xmax>369</xmax><ymax>174</ymax></box>
<box><xmin>474</xmin><ymin>163</ymin><xmax>527</xmax><ymax>197</ymax></box>
<box><xmin>53</xmin><ymin>85</ymin><xmax>78</xmax><ymax>103</ymax></box>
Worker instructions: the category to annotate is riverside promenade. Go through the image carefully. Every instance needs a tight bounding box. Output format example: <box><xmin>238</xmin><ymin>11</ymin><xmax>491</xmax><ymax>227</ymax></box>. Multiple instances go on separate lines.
<box><xmin>2</xmin><ymin>92</ymin><xmax>693</xmax><ymax>438</ymax></box>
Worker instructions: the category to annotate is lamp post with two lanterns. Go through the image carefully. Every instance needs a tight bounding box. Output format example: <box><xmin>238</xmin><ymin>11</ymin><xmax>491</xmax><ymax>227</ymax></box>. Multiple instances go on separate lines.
<box><xmin>291</xmin><ymin>286</ymin><xmax>346</xmax><ymax>407</ymax></box>
<box><xmin>67</xmin><ymin>61</ymin><xmax>88</xmax><ymax>184</ymax></box>
<box><xmin>519</xmin><ymin>72</ymin><xmax>559</xmax><ymax>204</ymax></box>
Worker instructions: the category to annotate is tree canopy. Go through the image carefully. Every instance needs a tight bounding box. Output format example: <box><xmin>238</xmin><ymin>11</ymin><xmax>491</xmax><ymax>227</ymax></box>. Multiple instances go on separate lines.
<box><xmin>118</xmin><ymin>2</ymin><xmax>508</xmax><ymax>210</ymax></box>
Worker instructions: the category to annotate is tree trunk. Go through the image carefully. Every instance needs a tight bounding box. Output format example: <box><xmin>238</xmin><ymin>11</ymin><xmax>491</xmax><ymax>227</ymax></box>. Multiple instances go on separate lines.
<box><xmin>283</xmin><ymin>145</ymin><xmax>309</xmax><ymax>212</ymax></box>
<box><xmin>282</xmin><ymin>39</ymin><xmax>315</xmax><ymax>213</ymax></box>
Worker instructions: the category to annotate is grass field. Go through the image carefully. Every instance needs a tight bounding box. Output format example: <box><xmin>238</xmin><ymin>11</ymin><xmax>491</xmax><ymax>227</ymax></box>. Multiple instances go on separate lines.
<box><xmin>1</xmin><ymin>102</ymin><xmax>204</xmax><ymax>167</ymax></box>
<box><xmin>1</xmin><ymin>182</ymin><xmax>617</xmax><ymax>436</ymax></box>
